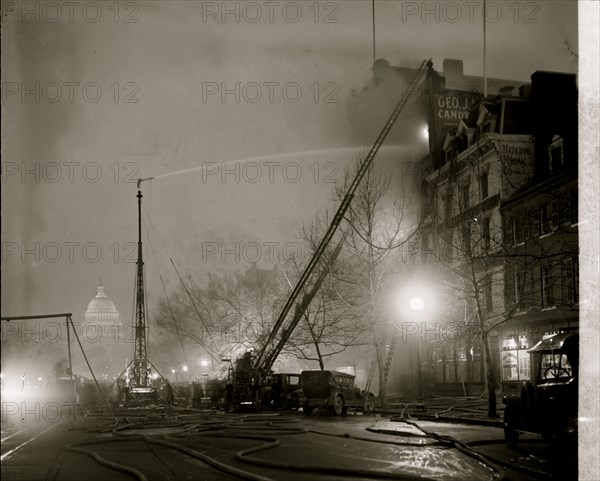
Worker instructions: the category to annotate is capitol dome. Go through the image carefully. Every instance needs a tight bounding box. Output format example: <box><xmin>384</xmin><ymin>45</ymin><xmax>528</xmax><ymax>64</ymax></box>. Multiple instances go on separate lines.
<box><xmin>84</xmin><ymin>281</ymin><xmax>120</xmax><ymax>325</ymax></box>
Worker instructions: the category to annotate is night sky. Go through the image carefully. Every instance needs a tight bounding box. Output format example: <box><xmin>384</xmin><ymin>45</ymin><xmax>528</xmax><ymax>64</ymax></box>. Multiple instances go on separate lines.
<box><xmin>2</xmin><ymin>0</ymin><xmax>578</xmax><ymax>322</ymax></box>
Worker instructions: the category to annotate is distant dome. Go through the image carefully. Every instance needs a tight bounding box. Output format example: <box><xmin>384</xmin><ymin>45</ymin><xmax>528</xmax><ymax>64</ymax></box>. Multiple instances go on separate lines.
<box><xmin>84</xmin><ymin>282</ymin><xmax>119</xmax><ymax>325</ymax></box>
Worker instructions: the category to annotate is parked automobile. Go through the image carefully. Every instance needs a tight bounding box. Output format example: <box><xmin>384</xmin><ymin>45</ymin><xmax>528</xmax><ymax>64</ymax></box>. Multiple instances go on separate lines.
<box><xmin>300</xmin><ymin>370</ymin><xmax>375</xmax><ymax>416</ymax></box>
<box><xmin>502</xmin><ymin>330</ymin><xmax>578</xmax><ymax>449</ymax></box>
<box><xmin>264</xmin><ymin>373</ymin><xmax>302</xmax><ymax>411</ymax></box>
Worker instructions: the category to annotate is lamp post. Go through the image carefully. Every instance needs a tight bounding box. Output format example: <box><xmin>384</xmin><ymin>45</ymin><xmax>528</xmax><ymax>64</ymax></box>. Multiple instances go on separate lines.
<box><xmin>409</xmin><ymin>296</ymin><xmax>426</xmax><ymax>412</ymax></box>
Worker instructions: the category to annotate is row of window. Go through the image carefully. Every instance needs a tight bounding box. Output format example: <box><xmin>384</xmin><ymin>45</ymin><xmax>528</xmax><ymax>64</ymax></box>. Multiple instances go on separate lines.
<box><xmin>510</xmin><ymin>190</ymin><xmax>578</xmax><ymax>245</ymax></box>
<box><xmin>437</xmin><ymin>344</ymin><xmax>573</xmax><ymax>383</ymax></box>
<box><xmin>511</xmin><ymin>256</ymin><xmax>579</xmax><ymax>309</ymax></box>
<box><xmin>423</xmin><ymin>247</ymin><xmax>578</xmax><ymax>315</ymax></box>
<box><xmin>441</xmin><ymin>190</ymin><xmax>577</xmax><ymax>257</ymax></box>
<box><xmin>428</xmin><ymin>216</ymin><xmax>494</xmax><ymax>262</ymax></box>
<box><xmin>440</xmin><ymin>172</ymin><xmax>490</xmax><ymax>222</ymax></box>
<box><xmin>434</xmin><ymin>334</ymin><xmax>576</xmax><ymax>384</ymax></box>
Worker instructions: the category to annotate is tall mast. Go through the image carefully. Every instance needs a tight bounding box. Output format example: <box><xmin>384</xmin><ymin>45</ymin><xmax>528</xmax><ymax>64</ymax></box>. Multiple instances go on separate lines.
<box><xmin>132</xmin><ymin>179</ymin><xmax>149</xmax><ymax>388</ymax></box>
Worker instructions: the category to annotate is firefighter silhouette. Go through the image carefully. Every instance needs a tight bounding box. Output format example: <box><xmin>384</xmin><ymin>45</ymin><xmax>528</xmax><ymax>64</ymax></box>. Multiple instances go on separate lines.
<box><xmin>190</xmin><ymin>378</ymin><xmax>203</xmax><ymax>407</ymax></box>
<box><xmin>164</xmin><ymin>380</ymin><xmax>174</xmax><ymax>407</ymax></box>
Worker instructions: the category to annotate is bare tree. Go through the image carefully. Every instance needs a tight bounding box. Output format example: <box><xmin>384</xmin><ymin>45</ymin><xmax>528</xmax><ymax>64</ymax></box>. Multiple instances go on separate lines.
<box><xmin>152</xmin><ymin>278</ymin><xmax>226</xmax><ymax>373</ymax></box>
<box><xmin>208</xmin><ymin>271</ymin><xmax>283</xmax><ymax>357</ymax></box>
<box><xmin>281</xmin><ymin>216</ymin><xmax>366</xmax><ymax>369</ymax></box>
<box><xmin>333</xmin><ymin>161</ymin><xmax>412</xmax><ymax>409</ymax></box>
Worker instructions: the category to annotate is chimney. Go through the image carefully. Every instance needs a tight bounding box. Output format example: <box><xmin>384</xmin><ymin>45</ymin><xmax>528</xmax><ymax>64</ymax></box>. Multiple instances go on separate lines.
<box><xmin>518</xmin><ymin>84</ymin><xmax>532</xmax><ymax>98</ymax></box>
<box><xmin>443</xmin><ymin>59</ymin><xmax>464</xmax><ymax>90</ymax></box>
<box><xmin>531</xmin><ymin>71</ymin><xmax>578</xmax><ymax>176</ymax></box>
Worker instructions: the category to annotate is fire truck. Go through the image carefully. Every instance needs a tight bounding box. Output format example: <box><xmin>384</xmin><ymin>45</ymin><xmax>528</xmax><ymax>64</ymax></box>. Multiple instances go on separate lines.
<box><xmin>502</xmin><ymin>329</ymin><xmax>578</xmax><ymax>450</ymax></box>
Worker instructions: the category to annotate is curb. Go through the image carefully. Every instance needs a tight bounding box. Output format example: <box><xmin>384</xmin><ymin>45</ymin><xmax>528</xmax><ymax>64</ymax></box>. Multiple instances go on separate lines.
<box><xmin>405</xmin><ymin>414</ymin><xmax>504</xmax><ymax>428</ymax></box>
<box><xmin>374</xmin><ymin>409</ymin><xmax>504</xmax><ymax>428</ymax></box>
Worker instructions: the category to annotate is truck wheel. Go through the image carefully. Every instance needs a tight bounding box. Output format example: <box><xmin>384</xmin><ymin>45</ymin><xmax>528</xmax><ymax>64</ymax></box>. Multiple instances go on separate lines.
<box><xmin>363</xmin><ymin>395</ymin><xmax>375</xmax><ymax>414</ymax></box>
<box><xmin>333</xmin><ymin>395</ymin><xmax>344</xmax><ymax>416</ymax></box>
<box><xmin>303</xmin><ymin>406</ymin><xmax>314</xmax><ymax>416</ymax></box>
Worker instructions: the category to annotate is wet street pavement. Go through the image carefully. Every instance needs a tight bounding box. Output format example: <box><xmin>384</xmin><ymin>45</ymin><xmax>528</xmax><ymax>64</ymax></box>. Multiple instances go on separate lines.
<box><xmin>1</xmin><ymin>408</ymin><xmax>576</xmax><ymax>481</ymax></box>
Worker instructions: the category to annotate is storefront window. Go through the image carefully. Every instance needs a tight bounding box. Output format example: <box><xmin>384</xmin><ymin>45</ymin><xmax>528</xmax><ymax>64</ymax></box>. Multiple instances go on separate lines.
<box><xmin>502</xmin><ymin>335</ymin><xmax>530</xmax><ymax>381</ymax></box>
<box><xmin>502</xmin><ymin>350</ymin><xmax>519</xmax><ymax>381</ymax></box>
<box><xmin>518</xmin><ymin>353</ymin><xmax>530</xmax><ymax>379</ymax></box>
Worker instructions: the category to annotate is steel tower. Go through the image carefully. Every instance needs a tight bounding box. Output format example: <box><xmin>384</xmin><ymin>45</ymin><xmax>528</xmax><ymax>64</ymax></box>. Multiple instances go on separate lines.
<box><xmin>131</xmin><ymin>181</ymin><xmax>150</xmax><ymax>389</ymax></box>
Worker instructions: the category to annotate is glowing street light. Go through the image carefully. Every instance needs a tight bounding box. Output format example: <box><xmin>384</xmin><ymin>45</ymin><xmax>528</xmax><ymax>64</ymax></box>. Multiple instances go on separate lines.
<box><xmin>182</xmin><ymin>365</ymin><xmax>188</xmax><ymax>372</ymax></box>
<box><xmin>395</xmin><ymin>281</ymin><xmax>437</xmax><ymax>412</ymax></box>
<box><xmin>409</xmin><ymin>297</ymin><xmax>425</xmax><ymax>312</ymax></box>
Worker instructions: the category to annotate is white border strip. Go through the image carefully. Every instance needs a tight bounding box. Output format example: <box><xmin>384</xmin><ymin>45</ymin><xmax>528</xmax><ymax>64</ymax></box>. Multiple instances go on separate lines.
<box><xmin>579</xmin><ymin>1</ymin><xmax>600</xmax><ymax>481</ymax></box>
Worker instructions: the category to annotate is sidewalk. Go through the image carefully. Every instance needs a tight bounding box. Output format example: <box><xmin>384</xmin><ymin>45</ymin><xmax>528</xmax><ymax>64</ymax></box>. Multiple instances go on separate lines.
<box><xmin>377</xmin><ymin>394</ymin><xmax>506</xmax><ymax>428</ymax></box>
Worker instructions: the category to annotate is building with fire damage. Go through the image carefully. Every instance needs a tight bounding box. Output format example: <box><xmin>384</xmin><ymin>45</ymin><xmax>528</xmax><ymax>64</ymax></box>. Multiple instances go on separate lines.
<box><xmin>418</xmin><ymin>70</ymin><xmax>578</xmax><ymax>395</ymax></box>
<box><xmin>346</xmin><ymin>59</ymin><xmax>578</xmax><ymax>399</ymax></box>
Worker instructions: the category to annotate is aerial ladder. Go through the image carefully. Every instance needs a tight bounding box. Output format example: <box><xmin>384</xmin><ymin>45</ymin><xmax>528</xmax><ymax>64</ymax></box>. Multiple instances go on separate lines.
<box><xmin>365</xmin><ymin>338</ymin><xmax>397</xmax><ymax>392</ymax></box>
<box><xmin>225</xmin><ymin>59</ymin><xmax>431</xmax><ymax>409</ymax></box>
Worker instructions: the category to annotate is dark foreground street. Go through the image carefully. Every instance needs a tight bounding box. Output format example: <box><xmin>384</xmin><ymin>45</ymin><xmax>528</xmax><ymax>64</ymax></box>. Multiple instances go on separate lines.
<box><xmin>1</xmin><ymin>407</ymin><xmax>576</xmax><ymax>481</ymax></box>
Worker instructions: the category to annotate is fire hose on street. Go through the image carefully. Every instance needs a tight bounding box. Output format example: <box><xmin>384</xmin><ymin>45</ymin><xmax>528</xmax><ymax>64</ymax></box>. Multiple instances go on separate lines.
<box><xmin>43</xmin><ymin>405</ymin><xmax>521</xmax><ymax>481</ymax></box>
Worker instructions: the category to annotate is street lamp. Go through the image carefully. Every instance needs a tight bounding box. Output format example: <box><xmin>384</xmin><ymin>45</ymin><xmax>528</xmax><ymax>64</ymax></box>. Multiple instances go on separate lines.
<box><xmin>395</xmin><ymin>282</ymin><xmax>436</xmax><ymax>411</ymax></box>
<box><xmin>409</xmin><ymin>296</ymin><xmax>426</xmax><ymax>412</ymax></box>
<box><xmin>409</xmin><ymin>297</ymin><xmax>425</xmax><ymax>312</ymax></box>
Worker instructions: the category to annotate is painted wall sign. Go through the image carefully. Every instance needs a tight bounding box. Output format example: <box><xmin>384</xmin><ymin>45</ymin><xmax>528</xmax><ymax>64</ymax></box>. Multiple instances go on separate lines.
<box><xmin>434</xmin><ymin>91</ymin><xmax>480</xmax><ymax>125</ymax></box>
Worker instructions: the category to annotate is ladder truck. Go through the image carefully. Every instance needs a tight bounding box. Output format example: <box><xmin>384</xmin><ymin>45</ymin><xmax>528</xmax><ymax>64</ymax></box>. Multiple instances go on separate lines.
<box><xmin>224</xmin><ymin>59</ymin><xmax>431</xmax><ymax>411</ymax></box>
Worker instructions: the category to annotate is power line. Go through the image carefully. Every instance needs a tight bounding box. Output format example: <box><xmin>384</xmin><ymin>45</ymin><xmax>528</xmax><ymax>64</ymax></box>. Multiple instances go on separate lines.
<box><xmin>143</xmin><ymin>216</ymin><xmax>190</xmax><ymax>370</ymax></box>
<box><xmin>141</xmin><ymin>204</ymin><xmax>220</xmax><ymax>363</ymax></box>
